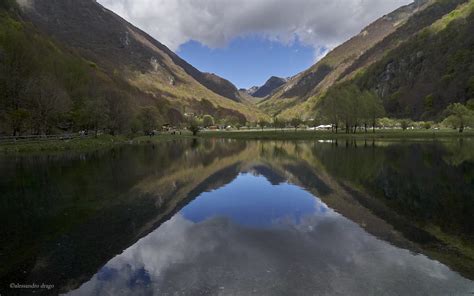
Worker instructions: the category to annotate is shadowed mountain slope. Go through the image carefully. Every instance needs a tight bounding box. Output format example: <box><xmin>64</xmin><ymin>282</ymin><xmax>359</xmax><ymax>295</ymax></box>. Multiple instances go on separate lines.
<box><xmin>13</xmin><ymin>0</ymin><xmax>263</xmax><ymax>122</ymax></box>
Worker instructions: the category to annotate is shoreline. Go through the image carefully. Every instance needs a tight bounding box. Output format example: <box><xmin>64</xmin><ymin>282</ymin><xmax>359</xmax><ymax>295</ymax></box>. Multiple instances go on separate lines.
<box><xmin>1</xmin><ymin>129</ymin><xmax>473</xmax><ymax>153</ymax></box>
<box><xmin>199</xmin><ymin>129</ymin><xmax>474</xmax><ymax>140</ymax></box>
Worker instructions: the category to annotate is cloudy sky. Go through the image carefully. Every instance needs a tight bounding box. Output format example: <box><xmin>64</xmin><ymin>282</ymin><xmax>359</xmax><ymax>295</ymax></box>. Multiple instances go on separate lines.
<box><xmin>97</xmin><ymin>0</ymin><xmax>412</xmax><ymax>88</ymax></box>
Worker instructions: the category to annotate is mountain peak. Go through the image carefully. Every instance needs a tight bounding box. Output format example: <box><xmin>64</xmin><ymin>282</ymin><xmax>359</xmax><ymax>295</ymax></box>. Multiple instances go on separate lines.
<box><xmin>252</xmin><ymin>76</ymin><xmax>287</xmax><ymax>98</ymax></box>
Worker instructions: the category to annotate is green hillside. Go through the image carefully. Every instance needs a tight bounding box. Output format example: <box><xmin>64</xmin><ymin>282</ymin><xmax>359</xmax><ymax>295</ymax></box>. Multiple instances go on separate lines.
<box><xmin>356</xmin><ymin>0</ymin><xmax>474</xmax><ymax>120</ymax></box>
<box><xmin>0</xmin><ymin>1</ymin><xmax>265</xmax><ymax>136</ymax></box>
<box><xmin>261</xmin><ymin>0</ymin><xmax>473</xmax><ymax>122</ymax></box>
<box><xmin>0</xmin><ymin>5</ymin><xmax>147</xmax><ymax>136</ymax></box>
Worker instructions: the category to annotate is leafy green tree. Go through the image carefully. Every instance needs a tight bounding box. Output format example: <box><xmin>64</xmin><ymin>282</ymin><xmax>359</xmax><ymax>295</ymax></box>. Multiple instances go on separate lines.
<box><xmin>274</xmin><ymin>117</ymin><xmax>286</xmax><ymax>131</ymax></box>
<box><xmin>319</xmin><ymin>87</ymin><xmax>343</xmax><ymax>133</ymax></box>
<box><xmin>377</xmin><ymin>117</ymin><xmax>397</xmax><ymax>129</ymax></box>
<box><xmin>442</xmin><ymin>103</ymin><xmax>474</xmax><ymax>132</ymax></box>
<box><xmin>257</xmin><ymin>118</ymin><xmax>268</xmax><ymax>131</ymax></box>
<box><xmin>422</xmin><ymin>121</ymin><xmax>433</xmax><ymax>129</ymax></box>
<box><xmin>467</xmin><ymin>99</ymin><xmax>474</xmax><ymax>111</ymax></box>
<box><xmin>73</xmin><ymin>96</ymin><xmax>108</xmax><ymax>137</ymax></box>
<box><xmin>400</xmin><ymin>119</ymin><xmax>412</xmax><ymax>131</ymax></box>
<box><xmin>319</xmin><ymin>83</ymin><xmax>369</xmax><ymax>133</ymax></box>
<box><xmin>363</xmin><ymin>90</ymin><xmax>385</xmax><ymax>133</ymax></box>
<box><xmin>290</xmin><ymin>117</ymin><xmax>303</xmax><ymax>131</ymax></box>
<box><xmin>202</xmin><ymin>115</ymin><xmax>215</xmax><ymax>127</ymax></box>
<box><xmin>399</xmin><ymin>119</ymin><xmax>412</xmax><ymax>131</ymax></box>
<box><xmin>187</xmin><ymin>117</ymin><xmax>201</xmax><ymax>136</ymax></box>
<box><xmin>139</xmin><ymin>106</ymin><xmax>160</xmax><ymax>134</ymax></box>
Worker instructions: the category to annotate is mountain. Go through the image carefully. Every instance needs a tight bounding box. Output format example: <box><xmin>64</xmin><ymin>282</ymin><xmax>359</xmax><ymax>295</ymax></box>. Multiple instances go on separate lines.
<box><xmin>0</xmin><ymin>0</ymin><xmax>264</xmax><ymax>136</ymax></box>
<box><xmin>252</xmin><ymin>76</ymin><xmax>287</xmax><ymax>98</ymax></box>
<box><xmin>260</xmin><ymin>0</ymin><xmax>473</xmax><ymax>120</ymax></box>
<box><xmin>355</xmin><ymin>0</ymin><xmax>474</xmax><ymax>120</ymax></box>
<box><xmin>237</xmin><ymin>89</ymin><xmax>263</xmax><ymax>105</ymax></box>
<box><xmin>243</xmin><ymin>86</ymin><xmax>260</xmax><ymax>96</ymax></box>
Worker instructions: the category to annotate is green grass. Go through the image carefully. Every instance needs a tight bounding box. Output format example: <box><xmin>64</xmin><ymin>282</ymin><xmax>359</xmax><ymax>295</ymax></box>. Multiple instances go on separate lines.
<box><xmin>0</xmin><ymin>133</ymin><xmax>197</xmax><ymax>154</ymax></box>
<box><xmin>0</xmin><ymin>135</ymin><xmax>129</xmax><ymax>154</ymax></box>
<box><xmin>199</xmin><ymin>128</ymin><xmax>474</xmax><ymax>141</ymax></box>
<box><xmin>2</xmin><ymin>129</ymin><xmax>472</xmax><ymax>153</ymax></box>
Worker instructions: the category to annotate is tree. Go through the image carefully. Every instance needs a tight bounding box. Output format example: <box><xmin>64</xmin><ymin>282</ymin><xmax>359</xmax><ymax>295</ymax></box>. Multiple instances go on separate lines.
<box><xmin>23</xmin><ymin>75</ymin><xmax>71</xmax><ymax>135</ymax></box>
<box><xmin>466</xmin><ymin>99</ymin><xmax>474</xmax><ymax>111</ymax></box>
<box><xmin>423</xmin><ymin>121</ymin><xmax>433</xmax><ymax>129</ymax></box>
<box><xmin>187</xmin><ymin>118</ymin><xmax>201</xmax><ymax>136</ymax></box>
<box><xmin>319</xmin><ymin>87</ymin><xmax>343</xmax><ymax>133</ymax></box>
<box><xmin>290</xmin><ymin>117</ymin><xmax>303</xmax><ymax>131</ymax></box>
<box><xmin>139</xmin><ymin>106</ymin><xmax>160</xmax><ymax>134</ymax></box>
<box><xmin>377</xmin><ymin>117</ymin><xmax>396</xmax><ymax>129</ymax></box>
<box><xmin>442</xmin><ymin>103</ymin><xmax>474</xmax><ymax>132</ymax></box>
<box><xmin>363</xmin><ymin>90</ymin><xmax>385</xmax><ymax>133</ymax></box>
<box><xmin>73</xmin><ymin>96</ymin><xmax>108</xmax><ymax>137</ymax></box>
<box><xmin>257</xmin><ymin>118</ymin><xmax>268</xmax><ymax>131</ymax></box>
<box><xmin>399</xmin><ymin>119</ymin><xmax>411</xmax><ymax>131</ymax></box>
<box><xmin>319</xmin><ymin>83</ymin><xmax>386</xmax><ymax>134</ymax></box>
<box><xmin>103</xmin><ymin>89</ymin><xmax>132</xmax><ymax>135</ymax></box>
<box><xmin>274</xmin><ymin>117</ymin><xmax>286</xmax><ymax>131</ymax></box>
<box><xmin>5</xmin><ymin>108</ymin><xmax>30</xmax><ymax>136</ymax></box>
<box><xmin>202</xmin><ymin>115</ymin><xmax>215</xmax><ymax>128</ymax></box>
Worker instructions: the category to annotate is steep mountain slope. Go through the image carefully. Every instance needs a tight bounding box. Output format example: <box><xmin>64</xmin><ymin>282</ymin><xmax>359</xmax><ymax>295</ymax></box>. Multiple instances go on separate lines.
<box><xmin>355</xmin><ymin>0</ymin><xmax>474</xmax><ymax>120</ymax></box>
<box><xmin>260</xmin><ymin>0</ymin><xmax>471</xmax><ymax>119</ymax></box>
<box><xmin>15</xmin><ymin>0</ymin><xmax>261</xmax><ymax>121</ymax></box>
<box><xmin>252</xmin><ymin>76</ymin><xmax>287</xmax><ymax>98</ymax></box>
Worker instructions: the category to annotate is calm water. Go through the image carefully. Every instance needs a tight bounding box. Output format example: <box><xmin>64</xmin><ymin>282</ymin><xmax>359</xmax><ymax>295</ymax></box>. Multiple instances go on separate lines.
<box><xmin>1</xmin><ymin>139</ymin><xmax>473</xmax><ymax>295</ymax></box>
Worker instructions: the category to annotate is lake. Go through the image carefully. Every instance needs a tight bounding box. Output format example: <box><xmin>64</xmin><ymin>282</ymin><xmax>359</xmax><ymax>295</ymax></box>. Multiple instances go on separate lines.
<box><xmin>1</xmin><ymin>138</ymin><xmax>473</xmax><ymax>295</ymax></box>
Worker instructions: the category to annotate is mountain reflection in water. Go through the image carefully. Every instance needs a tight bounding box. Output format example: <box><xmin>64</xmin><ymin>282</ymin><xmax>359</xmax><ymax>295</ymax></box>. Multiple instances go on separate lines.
<box><xmin>0</xmin><ymin>139</ymin><xmax>473</xmax><ymax>295</ymax></box>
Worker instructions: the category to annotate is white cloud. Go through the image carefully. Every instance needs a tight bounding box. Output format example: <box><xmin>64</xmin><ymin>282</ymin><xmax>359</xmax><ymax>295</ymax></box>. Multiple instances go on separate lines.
<box><xmin>97</xmin><ymin>0</ymin><xmax>412</xmax><ymax>54</ymax></box>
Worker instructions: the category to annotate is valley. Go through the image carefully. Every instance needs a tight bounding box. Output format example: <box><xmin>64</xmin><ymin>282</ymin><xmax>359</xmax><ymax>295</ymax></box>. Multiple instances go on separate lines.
<box><xmin>1</xmin><ymin>0</ymin><xmax>473</xmax><ymax>139</ymax></box>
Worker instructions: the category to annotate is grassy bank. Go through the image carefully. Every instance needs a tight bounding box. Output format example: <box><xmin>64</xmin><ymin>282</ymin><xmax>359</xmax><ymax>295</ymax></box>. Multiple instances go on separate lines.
<box><xmin>200</xmin><ymin>129</ymin><xmax>474</xmax><ymax>141</ymax></box>
<box><xmin>0</xmin><ymin>133</ymin><xmax>197</xmax><ymax>154</ymax></box>
<box><xmin>0</xmin><ymin>135</ymin><xmax>129</xmax><ymax>154</ymax></box>
<box><xmin>2</xmin><ymin>129</ymin><xmax>472</xmax><ymax>153</ymax></box>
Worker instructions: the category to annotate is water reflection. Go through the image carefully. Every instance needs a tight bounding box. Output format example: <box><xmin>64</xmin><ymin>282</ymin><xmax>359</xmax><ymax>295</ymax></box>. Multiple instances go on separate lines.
<box><xmin>182</xmin><ymin>174</ymin><xmax>322</xmax><ymax>227</ymax></box>
<box><xmin>68</xmin><ymin>174</ymin><xmax>471</xmax><ymax>295</ymax></box>
<box><xmin>0</xmin><ymin>139</ymin><xmax>473</xmax><ymax>295</ymax></box>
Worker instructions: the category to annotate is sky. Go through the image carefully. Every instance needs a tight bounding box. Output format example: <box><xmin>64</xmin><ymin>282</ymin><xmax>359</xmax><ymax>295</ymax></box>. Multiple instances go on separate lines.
<box><xmin>97</xmin><ymin>0</ymin><xmax>412</xmax><ymax>89</ymax></box>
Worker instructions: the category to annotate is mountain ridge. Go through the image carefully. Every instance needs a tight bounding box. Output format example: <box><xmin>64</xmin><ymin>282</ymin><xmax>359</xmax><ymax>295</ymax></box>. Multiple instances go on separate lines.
<box><xmin>252</xmin><ymin>76</ymin><xmax>287</xmax><ymax>98</ymax></box>
<box><xmin>259</xmin><ymin>0</ymin><xmax>434</xmax><ymax>117</ymax></box>
<box><xmin>16</xmin><ymin>0</ymin><xmax>262</xmax><ymax>121</ymax></box>
<box><xmin>260</xmin><ymin>0</ymin><xmax>474</xmax><ymax>121</ymax></box>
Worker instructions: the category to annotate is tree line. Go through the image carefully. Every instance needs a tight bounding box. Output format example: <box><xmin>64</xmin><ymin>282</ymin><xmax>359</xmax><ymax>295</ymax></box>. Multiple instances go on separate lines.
<box><xmin>313</xmin><ymin>82</ymin><xmax>474</xmax><ymax>133</ymax></box>
<box><xmin>317</xmin><ymin>82</ymin><xmax>385</xmax><ymax>133</ymax></box>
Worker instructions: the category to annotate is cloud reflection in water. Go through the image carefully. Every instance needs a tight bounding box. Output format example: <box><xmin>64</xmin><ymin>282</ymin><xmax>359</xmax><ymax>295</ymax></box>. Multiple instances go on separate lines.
<box><xmin>67</xmin><ymin>174</ymin><xmax>473</xmax><ymax>296</ymax></box>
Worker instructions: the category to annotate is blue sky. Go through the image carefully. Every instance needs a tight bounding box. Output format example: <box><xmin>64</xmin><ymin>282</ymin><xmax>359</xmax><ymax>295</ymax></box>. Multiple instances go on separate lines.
<box><xmin>178</xmin><ymin>37</ymin><xmax>316</xmax><ymax>89</ymax></box>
